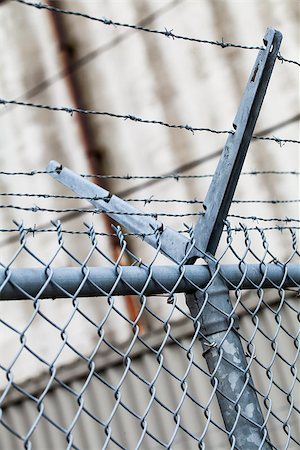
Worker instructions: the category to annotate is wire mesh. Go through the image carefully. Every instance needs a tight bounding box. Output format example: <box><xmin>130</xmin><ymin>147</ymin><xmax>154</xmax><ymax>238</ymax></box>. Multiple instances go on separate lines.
<box><xmin>0</xmin><ymin>220</ymin><xmax>299</xmax><ymax>449</ymax></box>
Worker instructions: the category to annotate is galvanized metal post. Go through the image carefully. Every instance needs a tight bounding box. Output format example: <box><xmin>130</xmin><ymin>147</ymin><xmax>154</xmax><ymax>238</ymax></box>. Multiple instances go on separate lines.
<box><xmin>184</xmin><ymin>28</ymin><xmax>282</xmax><ymax>449</ymax></box>
<box><xmin>47</xmin><ymin>27</ymin><xmax>282</xmax><ymax>449</ymax></box>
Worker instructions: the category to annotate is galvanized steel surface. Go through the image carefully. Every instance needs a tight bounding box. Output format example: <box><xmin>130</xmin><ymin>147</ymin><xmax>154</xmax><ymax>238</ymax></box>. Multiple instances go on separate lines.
<box><xmin>1</xmin><ymin>263</ymin><xmax>299</xmax><ymax>300</ymax></box>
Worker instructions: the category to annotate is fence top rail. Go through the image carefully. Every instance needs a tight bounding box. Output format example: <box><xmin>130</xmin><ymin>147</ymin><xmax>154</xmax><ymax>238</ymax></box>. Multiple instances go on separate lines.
<box><xmin>0</xmin><ymin>263</ymin><xmax>299</xmax><ymax>301</ymax></box>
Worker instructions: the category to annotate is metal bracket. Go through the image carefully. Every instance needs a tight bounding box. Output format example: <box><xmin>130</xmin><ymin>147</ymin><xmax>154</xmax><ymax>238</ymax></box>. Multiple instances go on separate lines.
<box><xmin>47</xmin><ymin>160</ymin><xmax>194</xmax><ymax>265</ymax></box>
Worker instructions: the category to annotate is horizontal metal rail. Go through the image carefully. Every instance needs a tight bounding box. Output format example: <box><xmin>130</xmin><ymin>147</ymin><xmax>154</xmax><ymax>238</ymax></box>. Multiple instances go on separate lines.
<box><xmin>0</xmin><ymin>263</ymin><xmax>298</xmax><ymax>300</ymax></box>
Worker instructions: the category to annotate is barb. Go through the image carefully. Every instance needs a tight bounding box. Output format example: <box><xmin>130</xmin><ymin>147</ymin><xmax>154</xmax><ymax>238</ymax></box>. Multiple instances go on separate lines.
<box><xmin>15</xmin><ymin>0</ymin><xmax>300</xmax><ymax>67</ymax></box>
<box><xmin>1</xmin><ymin>98</ymin><xmax>299</xmax><ymax>144</ymax></box>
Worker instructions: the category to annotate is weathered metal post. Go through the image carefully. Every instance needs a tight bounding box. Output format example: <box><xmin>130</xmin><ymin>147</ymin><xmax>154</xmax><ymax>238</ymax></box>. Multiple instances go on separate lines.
<box><xmin>184</xmin><ymin>28</ymin><xmax>282</xmax><ymax>449</ymax></box>
<box><xmin>47</xmin><ymin>27</ymin><xmax>282</xmax><ymax>449</ymax></box>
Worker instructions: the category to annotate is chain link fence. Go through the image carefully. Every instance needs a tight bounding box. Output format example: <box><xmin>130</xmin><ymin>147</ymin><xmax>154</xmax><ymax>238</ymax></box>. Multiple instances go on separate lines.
<box><xmin>0</xmin><ymin>219</ymin><xmax>299</xmax><ymax>449</ymax></box>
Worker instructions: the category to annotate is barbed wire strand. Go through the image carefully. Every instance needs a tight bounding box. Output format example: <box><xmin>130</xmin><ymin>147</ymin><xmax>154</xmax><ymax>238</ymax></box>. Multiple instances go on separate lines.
<box><xmin>15</xmin><ymin>0</ymin><xmax>260</xmax><ymax>50</ymax></box>
<box><xmin>0</xmin><ymin>204</ymin><xmax>205</xmax><ymax>217</ymax></box>
<box><xmin>15</xmin><ymin>0</ymin><xmax>300</xmax><ymax>67</ymax></box>
<box><xmin>0</xmin><ymin>98</ymin><xmax>231</xmax><ymax>136</ymax></box>
<box><xmin>0</xmin><ymin>192</ymin><xmax>299</xmax><ymax>205</ymax></box>
<box><xmin>1</xmin><ymin>204</ymin><xmax>299</xmax><ymax>223</ymax></box>
<box><xmin>1</xmin><ymin>98</ymin><xmax>299</xmax><ymax>145</ymax></box>
<box><xmin>0</xmin><ymin>170</ymin><xmax>299</xmax><ymax>178</ymax></box>
<box><xmin>0</xmin><ymin>225</ymin><xmax>300</xmax><ymax>238</ymax></box>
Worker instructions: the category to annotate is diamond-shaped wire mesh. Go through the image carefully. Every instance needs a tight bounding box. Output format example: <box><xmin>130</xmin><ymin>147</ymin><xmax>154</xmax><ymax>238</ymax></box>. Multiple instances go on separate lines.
<box><xmin>0</xmin><ymin>221</ymin><xmax>299</xmax><ymax>449</ymax></box>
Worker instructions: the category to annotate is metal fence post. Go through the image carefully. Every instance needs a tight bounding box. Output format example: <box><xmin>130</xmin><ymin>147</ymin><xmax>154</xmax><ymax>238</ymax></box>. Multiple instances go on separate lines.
<box><xmin>184</xmin><ymin>28</ymin><xmax>282</xmax><ymax>449</ymax></box>
<box><xmin>47</xmin><ymin>27</ymin><xmax>282</xmax><ymax>449</ymax></box>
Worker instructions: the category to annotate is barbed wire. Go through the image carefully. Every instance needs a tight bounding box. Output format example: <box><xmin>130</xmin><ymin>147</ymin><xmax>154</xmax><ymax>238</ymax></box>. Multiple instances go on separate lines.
<box><xmin>1</xmin><ymin>98</ymin><xmax>299</xmax><ymax>144</ymax></box>
<box><xmin>1</xmin><ymin>204</ymin><xmax>299</xmax><ymax>223</ymax></box>
<box><xmin>15</xmin><ymin>0</ymin><xmax>261</xmax><ymax>50</ymax></box>
<box><xmin>253</xmin><ymin>135</ymin><xmax>300</xmax><ymax>145</ymax></box>
<box><xmin>232</xmin><ymin>199</ymin><xmax>300</xmax><ymax>204</ymax></box>
<box><xmin>227</xmin><ymin>214</ymin><xmax>300</xmax><ymax>223</ymax></box>
<box><xmin>0</xmin><ymin>170</ymin><xmax>299</xmax><ymax>178</ymax></box>
<box><xmin>0</xmin><ymin>170</ymin><xmax>54</xmax><ymax>176</ymax></box>
<box><xmin>0</xmin><ymin>226</ymin><xmax>157</xmax><ymax>239</ymax></box>
<box><xmin>1</xmin><ymin>220</ymin><xmax>299</xmax><ymax>252</ymax></box>
<box><xmin>0</xmin><ymin>98</ymin><xmax>232</xmax><ymax>136</ymax></box>
<box><xmin>0</xmin><ymin>204</ymin><xmax>206</xmax><ymax>217</ymax></box>
<box><xmin>15</xmin><ymin>0</ymin><xmax>300</xmax><ymax>67</ymax></box>
<box><xmin>81</xmin><ymin>170</ymin><xmax>300</xmax><ymax>179</ymax></box>
<box><xmin>0</xmin><ymin>192</ymin><xmax>299</xmax><ymax>205</ymax></box>
<box><xmin>0</xmin><ymin>224</ymin><xmax>299</xmax><ymax>238</ymax></box>
<box><xmin>224</xmin><ymin>225</ymin><xmax>300</xmax><ymax>232</ymax></box>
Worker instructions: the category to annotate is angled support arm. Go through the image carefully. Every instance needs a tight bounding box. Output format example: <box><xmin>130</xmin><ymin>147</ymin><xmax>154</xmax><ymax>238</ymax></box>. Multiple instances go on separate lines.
<box><xmin>47</xmin><ymin>160</ymin><xmax>195</xmax><ymax>265</ymax></box>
